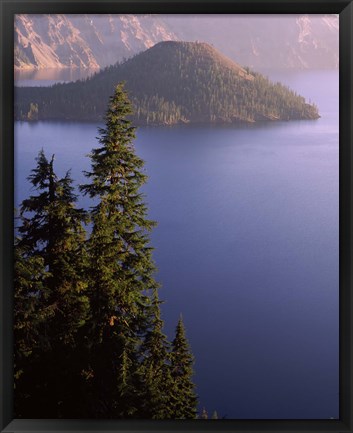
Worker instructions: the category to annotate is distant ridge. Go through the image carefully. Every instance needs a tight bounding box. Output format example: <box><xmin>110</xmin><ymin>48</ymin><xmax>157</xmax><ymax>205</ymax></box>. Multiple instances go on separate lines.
<box><xmin>14</xmin><ymin>14</ymin><xmax>339</xmax><ymax>70</ymax></box>
<box><xmin>15</xmin><ymin>41</ymin><xmax>319</xmax><ymax>125</ymax></box>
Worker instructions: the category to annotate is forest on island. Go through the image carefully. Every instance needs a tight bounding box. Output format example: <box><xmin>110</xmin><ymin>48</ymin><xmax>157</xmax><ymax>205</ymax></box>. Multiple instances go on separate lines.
<box><xmin>14</xmin><ymin>84</ymin><xmax>203</xmax><ymax>419</ymax></box>
<box><xmin>15</xmin><ymin>41</ymin><xmax>319</xmax><ymax>125</ymax></box>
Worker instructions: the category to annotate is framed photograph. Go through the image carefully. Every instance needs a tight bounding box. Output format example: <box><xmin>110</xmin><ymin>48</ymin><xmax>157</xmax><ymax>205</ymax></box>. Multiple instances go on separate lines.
<box><xmin>1</xmin><ymin>0</ymin><xmax>352</xmax><ymax>432</ymax></box>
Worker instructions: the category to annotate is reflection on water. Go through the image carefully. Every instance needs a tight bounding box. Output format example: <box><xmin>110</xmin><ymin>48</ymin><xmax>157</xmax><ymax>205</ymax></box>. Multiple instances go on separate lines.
<box><xmin>14</xmin><ymin>68</ymin><xmax>100</xmax><ymax>87</ymax></box>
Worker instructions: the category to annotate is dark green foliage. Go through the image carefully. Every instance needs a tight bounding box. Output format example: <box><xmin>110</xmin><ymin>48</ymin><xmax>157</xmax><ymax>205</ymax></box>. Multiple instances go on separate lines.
<box><xmin>14</xmin><ymin>151</ymin><xmax>90</xmax><ymax>417</ymax></box>
<box><xmin>15</xmin><ymin>41</ymin><xmax>319</xmax><ymax>125</ymax></box>
<box><xmin>170</xmin><ymin>317</ymin><xmax>198</xmax><ymax>419</ymax></box>
<box><xmin>14</xmin><ymin>84</ymin><xmax>199</xmax><ymax>419</ymax></box>
<box><xmin>18</xmin><ymin>151</ymin><xmax>89</xmax><ymax>346</ymax></box>
<box><xmin>79</xmin><ymin>83</ymin><xmax>160</xmax><ymax>418</ymax></box>
<box><xmin>139</xmin><ymin>289</ymin><xmax>174</xmax><ymax>419</ymax></box>
<box><xmin>14</xmin><ymin>242</ymin><xmax>50</xmax><ymax>380</ymax></box>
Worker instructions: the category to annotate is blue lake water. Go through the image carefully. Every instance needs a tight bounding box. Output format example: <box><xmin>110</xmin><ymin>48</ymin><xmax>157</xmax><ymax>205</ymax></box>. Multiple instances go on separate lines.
<box><xmin>14</xmin><ymin>70</ymin><xmax>339</xmax><ymax>419</ymax></box>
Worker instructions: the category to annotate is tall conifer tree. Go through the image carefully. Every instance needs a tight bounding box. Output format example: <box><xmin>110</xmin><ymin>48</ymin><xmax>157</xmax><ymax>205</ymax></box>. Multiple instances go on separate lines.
<box><xmin>14</xmin><ymin>86</ymin><xmax>199</xmax><ymax>420</ymax></box>
<box><xmin>80</xmin><ymin>83</ymin><xmax>159</xmax><ymax>418</ymax></box>
<box><xmin>15</xmin><ymin>150</ymin><xmax>89</xmax><ymax>417</ymax></box>
<box><xmin>170</xmin><ymin>317</ymin><xmax>198</xmax><ymax>419</ymax></box>
<box><xmin>139</xmin><ymin>288</ymin><xmax>173</xmax><ymax>419</ymax></box>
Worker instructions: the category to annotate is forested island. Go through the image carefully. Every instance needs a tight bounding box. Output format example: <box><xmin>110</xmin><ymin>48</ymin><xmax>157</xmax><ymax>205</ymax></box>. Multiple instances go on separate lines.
<box><xmin>15</xmin><ymin>41</ymin><xmax>319</xmax><ymax>125</ymax></box>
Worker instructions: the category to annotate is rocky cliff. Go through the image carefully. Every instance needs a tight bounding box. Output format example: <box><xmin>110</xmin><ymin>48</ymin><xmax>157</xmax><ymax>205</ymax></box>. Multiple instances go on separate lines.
<box><xmin>14</xmin><ymin>14</ymin><xmax>339</xmax><ymax>70</ymax></box>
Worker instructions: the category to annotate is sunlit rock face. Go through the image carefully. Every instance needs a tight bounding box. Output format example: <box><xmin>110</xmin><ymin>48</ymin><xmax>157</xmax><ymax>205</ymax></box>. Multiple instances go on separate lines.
<box><xmin>14</xmin><ymin>14</ymin><xmax>338</xmax><ymax>70</ymax></box>
<box><xmin>14</xmin><ymin>14</ymin><xmax>178</xmax><ymax>69</ymax></box>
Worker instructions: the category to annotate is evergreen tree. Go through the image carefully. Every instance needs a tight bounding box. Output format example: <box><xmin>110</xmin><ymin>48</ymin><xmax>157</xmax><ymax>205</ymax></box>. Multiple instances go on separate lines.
<box><xmin>170</xmin><ymin>317</ymin><xmax>198</xmax><ymax>419</ymax></box>
<box><xmin>14</xmin><ymin>150</ymin><xmax>89</xmax><ymax>417</ymax></box>
<box><xmin>139</xmin><ymin>288</ymin><xmax>173</xmax><ymax>419</ymax></box>
<box><xmin>14</xmin><ymin>85</ymin><xmax>200</xmax><ymax>419</ymax></box>
<box><xmin>80</xmin><ymin>82</ymin><xmax>159</xmax><ymax>418</ymax></box>
<box><xmin>18</xmin><ymin>150</ymin><xmax>89</xmax><ymax>347</ymax></box>
<box><xmin>14</xmin><ymin>240</ymin><xmax>52</xmax><ymax>416</ymax></box>
<box><xmin>200</xmin><ymin>407</ymin><xmax>208</xmax><ymax>419</ymax></box>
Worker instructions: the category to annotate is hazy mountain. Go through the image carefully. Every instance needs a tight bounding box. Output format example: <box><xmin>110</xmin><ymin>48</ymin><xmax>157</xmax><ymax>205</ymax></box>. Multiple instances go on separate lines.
<box><xmin>15</xmin><ymin>41</ymin><xmax>319</xmax><ymax>125</ymax></box>
<box><xmin>164</xmin><ymin>14</ymin><xmax>339</xmax><ymax>70</ymax></box>
<box><xmin>14</xmin><ymin>14</ymin><xmax>338</xmax><ymax>71</ymax></box>
<box><xmin>14</xmin><ymin>14</ymin><xmax>177</xmax><ymax>69</ymax></box>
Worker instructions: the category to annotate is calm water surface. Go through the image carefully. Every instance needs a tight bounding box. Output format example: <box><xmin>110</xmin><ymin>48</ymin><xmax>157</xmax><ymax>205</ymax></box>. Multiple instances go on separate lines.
<box><xmin>14</xmin><ymin>70</ymin><xmax>339</xmax><ymax>419</ymax></box>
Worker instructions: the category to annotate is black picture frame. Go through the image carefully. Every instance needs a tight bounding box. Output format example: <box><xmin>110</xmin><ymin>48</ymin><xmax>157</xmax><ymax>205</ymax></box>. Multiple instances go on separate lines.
<box><xmin>1</xmin><ymin>0</ymin><xmax>352</xmax><ymax>432</ymax></box>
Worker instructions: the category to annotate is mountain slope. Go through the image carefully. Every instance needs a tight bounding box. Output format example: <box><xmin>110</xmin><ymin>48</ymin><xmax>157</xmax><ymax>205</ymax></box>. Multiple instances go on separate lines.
<box><xmin>14</xmin><ymin>14</ymin><xmax>177</xmax><ymax>69</ymax></box>
<box><xmin>15</xmin><ymin>41</ymin><xmax>320</xmax><ymax>125</ymax></box>
<box><xmin>14</xmin><ymin>14</ymin><xmax>338</xmax><ymax>71</ymax></box>
<box><xmin>164</xmin><ymin>14</ymin><xmax>339</xmax><ymax>70</ymax></box>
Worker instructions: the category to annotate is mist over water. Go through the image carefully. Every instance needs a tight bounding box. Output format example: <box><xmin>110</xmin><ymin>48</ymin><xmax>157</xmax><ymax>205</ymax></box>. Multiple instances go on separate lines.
<box><xmin>15</xmin><ymin>70</ymin><xmax>339</xmax><ymax>419</ymax></box>
<box><xmin>14</xmin><ymin>68</ymin><xmax>100</xmax><ymax>87</ymax></box>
